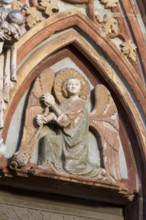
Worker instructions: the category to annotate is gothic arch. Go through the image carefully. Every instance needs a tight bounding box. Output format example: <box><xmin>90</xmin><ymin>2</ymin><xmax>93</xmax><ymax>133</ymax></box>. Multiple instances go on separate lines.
<box><xmin>5</xmin><ymin>12</ymin><xmax>145</xmax><ymax>151</ymax></box>
<box><xmin>1</xmin><ymin>10</ymin><xmax>146</xmax><ymax>220</ymax></box>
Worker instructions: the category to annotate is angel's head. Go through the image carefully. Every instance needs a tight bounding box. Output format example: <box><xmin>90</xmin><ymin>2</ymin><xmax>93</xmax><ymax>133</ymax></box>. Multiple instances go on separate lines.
<box><xmin>59</xmin><ymin>71</ymin><xmax>90</xmax><ymax>101</ymax></box>
<box><xmin>66</xmin><ymin>78</ymin><xmax>81</xmax><ymax>97</ymax></box>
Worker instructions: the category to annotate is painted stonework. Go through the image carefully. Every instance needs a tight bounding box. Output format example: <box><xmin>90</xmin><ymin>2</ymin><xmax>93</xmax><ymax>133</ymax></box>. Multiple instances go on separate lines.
<box><xmin>10</xmin><ymin>68</ymin><xmax>122</xmax><ymax>182</ymax></box>
<box><xmin>0</xmin><ymin>0</ymin><xmax>144</xmax><ymax>140</ymax></box>
<box><xmin>0</xmin><ymin>0</ymin><xmax>145</xmax><ymax>219</ymax></box>
<box><xmin>0</xmin><ymin>0</ymin><xmax>24</xmax><ymax>159</ymax></box>
<box><xmin>0</xmin><ymin>0</ymin><xmax>24</xmax><ymax>126</ymax></box>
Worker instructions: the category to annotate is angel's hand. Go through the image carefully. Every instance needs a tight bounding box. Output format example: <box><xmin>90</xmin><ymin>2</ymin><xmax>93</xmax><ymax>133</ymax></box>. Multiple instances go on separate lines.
<box><xmin>36</xmin><ymin>114</ymin><xmax>48</xmax><ymax>126</ymax></box>
<box><xmin>41</xmin><ymin>93</ymin><xmax>55</xmax><ymax>107</ymax></box>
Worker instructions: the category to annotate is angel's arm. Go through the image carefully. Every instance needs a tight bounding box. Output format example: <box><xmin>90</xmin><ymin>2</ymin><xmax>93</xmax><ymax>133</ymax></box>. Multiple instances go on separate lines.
<box><xmin>36</xmin><ymin>112</ymin><xmax>57</xmax><ymax>126</ymax></box>
<box><xmin>40</xmin><ymin>93</ymin><xmax>78</xmax><ymax>128</ymax></box>
<box><xmin>41</xmin><ymin>93</ymin><xmax>62</xmax><ymax>116</ymax></box>
<box><xmin>51</xmin><ymin>103</ymin><xmax>62</xmax><ymax>116</ymax></box>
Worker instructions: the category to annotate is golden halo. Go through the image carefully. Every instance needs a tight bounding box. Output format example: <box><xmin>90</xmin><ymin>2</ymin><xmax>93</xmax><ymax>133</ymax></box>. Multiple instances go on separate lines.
<box><xmin>54</xmin><ymin>68</ymin><xmax>90</xmax><ymax>103</ymax></box>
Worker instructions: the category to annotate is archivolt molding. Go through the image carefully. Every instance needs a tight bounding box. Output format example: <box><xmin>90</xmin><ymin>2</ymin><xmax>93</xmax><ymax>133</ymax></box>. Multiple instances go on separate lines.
<box><xmin>4</xmin><ymin>26</ymin><xmax>145</xmax><ymax>163</ymax></box>
<box><xmin>0</xmin><ymin>10</ymin><xmax>145</xmax><ymax>177</ymax></box>
<box><xmin>16</xmin><ymin>11</ymin><xmax>145</xmax><ymax>112</ymax></box>
<box><xmin>13</xmin><ymin>0</ymin><xmax>146</xmax><ymax>76</ymax></box>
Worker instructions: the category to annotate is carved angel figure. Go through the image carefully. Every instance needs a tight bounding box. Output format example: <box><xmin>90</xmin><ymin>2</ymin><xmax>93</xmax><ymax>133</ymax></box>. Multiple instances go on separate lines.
<box><xmin>10</xmin><ymin>68</ymin><xmax>121</xmax><ymax>182</ymax></box>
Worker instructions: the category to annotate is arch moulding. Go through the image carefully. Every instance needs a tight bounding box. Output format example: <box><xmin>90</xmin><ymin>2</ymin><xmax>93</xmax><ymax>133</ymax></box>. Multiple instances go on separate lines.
<box><xmin>0</xmin><ymin>10</ymin><xmax>146</xmax><ymax>220</ymax></box>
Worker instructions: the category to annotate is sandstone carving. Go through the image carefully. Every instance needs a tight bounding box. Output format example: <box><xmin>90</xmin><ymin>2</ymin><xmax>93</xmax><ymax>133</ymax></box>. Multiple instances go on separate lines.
<box><xmin>96</xmin><ymin>15</ymin><xmax>119</xmax><ymax>37</ymax></box>
<box><xmin>13</xmin><ymin>0</ymin><xmax>59</xmax><ymax>29</ymax></box>
<box><xmin>25</xmin><ymin>7</ymin><xmax>43</xmax><ymax>28</ymax></box>
<box><xmin>10</xmin><ymin>68</ymin><xmax>122</xmax><ymax>182</ymax></box>
<box><xmin>0</xmin><ymin>0</ymin><xmax>24</xmax><ymax>124</ymax></box>
<box><xmin>0</xmin><ymin>0</ymin><xmax>24</xmax><ymax>51</ymax></box>
<box><xmin>121</xmin><ymin>41</ymin><xmax>137</xmax><ymax>61</ymax></box>
<box><xmin>99</xmin><ymin>0</ymin><xmax>118</xmax><ymax>8</ymax></box>
<box><xmin>25</xmin><ymin>0</ymin><xmax>59</xmax><ymax>29</ymax></box>
<box><xmin>0</xmin><ymin>0</ymin><xmax>24</xmax><ymax>159</ymax></box>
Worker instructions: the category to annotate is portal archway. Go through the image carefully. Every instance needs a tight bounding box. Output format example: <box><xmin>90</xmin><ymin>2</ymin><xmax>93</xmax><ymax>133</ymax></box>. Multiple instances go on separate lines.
<box><xmin>1</xmin><ymin>11</ymin><xmax>146</xmax><ymax>220</ymax></box>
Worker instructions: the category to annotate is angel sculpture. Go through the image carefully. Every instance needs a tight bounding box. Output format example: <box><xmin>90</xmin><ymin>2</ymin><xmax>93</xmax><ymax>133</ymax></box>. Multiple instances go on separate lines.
<box><xmin>10</xmin><ymin>68</ymin><xmax>121</xmax><ymax>182</ymax></box>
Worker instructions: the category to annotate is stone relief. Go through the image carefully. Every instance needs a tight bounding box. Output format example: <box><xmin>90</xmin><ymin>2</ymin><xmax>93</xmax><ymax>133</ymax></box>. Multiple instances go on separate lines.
<box><xmin>0</xmin><ymin>0</ymin><xmax>24</xmax><ymax>49</ymax></box>
<box><xmin>94</xmin><ymin>0</ymin><xmax>137</xmax><ymax>62</ymax></box>
<box><xmin>25</xmin><ymin>0</ymin><xmax>59</xmax><ymax>29</ymax></box>
<box><xmin>13</xmin><ymin>0</ymin><xmax>59</xmax><ymax>29</ymax></box>
<box><xmin>0</xmin><ymin>0</ymin><xmax>137</xmax><ymax>165</ymax></box>
<box><xmin>96</xmin><ymin>15</ymin><xmax>119</xmax><ymax>37</ymax></box>
<box><xmin>0</xmin><ymin>203</ymin><xmax>119</xmax><ymax>220</ymax></box>
<box><xmin>120</xmin><ymin>41</ymin><xmax>137</xmax><ymax>62</ymax></box>
<box><xmin>99</xmin><ymin>0</ymin><xmax>118</xmax><ymax>9</ymax></box>
<box><xmin>13</xmin><ymin>0</ymin><xmax>137</xmax><ymax>61</ymax></box>
<box><xmin>0</xmin><ymin>0</ymin><xmax>24</xmax><ymax>158</ymax></box>
<box><xmin>0</xmin><ymin>0</ymin><xmax>24</xmax><ymax>123</ymax></box>
<box><xmin>10</xmin><ymin>68</ymin><xmax>122</xmax><ymax>182</ymax></box>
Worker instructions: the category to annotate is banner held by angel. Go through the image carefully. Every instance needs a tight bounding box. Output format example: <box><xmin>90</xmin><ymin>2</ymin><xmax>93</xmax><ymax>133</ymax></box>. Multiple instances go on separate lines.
<box><xmin>10</xmin><ymin>68</ymin><xmax>122</xmax><ymax>182</ymax></box>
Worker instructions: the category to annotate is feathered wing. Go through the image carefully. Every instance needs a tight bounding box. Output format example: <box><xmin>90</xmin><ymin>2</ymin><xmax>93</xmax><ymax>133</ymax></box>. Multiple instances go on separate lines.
<box><xmin>11</xmin><ymin>68</ymin><xmax>55</xmax><ymax>168</ymax></box>
<box><xmin>89</xmin><ymin>84</ymin><xmax>121</xmax><ymax>181</ymax></box>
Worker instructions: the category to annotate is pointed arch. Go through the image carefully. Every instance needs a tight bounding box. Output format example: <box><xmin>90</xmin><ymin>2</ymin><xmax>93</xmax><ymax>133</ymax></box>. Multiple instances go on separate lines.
<box><xmin>8</xmin><ymin>14</ymin><xmax>146</xmax><ymax>152</ymax></box>
<box><xmin>2</xmin><ymin>11</ymin><xmax>146</xmax><ymax>219</ymax></box>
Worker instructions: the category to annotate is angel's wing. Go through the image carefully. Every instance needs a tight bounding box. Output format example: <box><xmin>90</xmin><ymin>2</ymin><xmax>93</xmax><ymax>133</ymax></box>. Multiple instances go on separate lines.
<box><xmin>10</xmin><ymin>68</ymin><xmax>55</xmax><ymax>168</ymax></box>
<box><xmin>89</xmin><ymin>84</ymin><xmax>121</xmax><ymax>181</ymax></box>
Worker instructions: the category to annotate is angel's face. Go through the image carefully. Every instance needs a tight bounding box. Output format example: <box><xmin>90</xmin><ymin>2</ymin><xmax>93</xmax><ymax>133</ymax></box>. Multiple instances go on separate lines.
<box><xmin>66</xmin><ymin>78</ymin><xmax>81</xmax><ymax>96</ymax></box>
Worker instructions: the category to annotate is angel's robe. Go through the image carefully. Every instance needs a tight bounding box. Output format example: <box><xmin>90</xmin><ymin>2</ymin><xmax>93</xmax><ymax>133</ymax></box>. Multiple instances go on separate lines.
<box><xmin>38</xmin><ymin>98</ymin><xmax>101</xmax><ymax>177</ymax></box>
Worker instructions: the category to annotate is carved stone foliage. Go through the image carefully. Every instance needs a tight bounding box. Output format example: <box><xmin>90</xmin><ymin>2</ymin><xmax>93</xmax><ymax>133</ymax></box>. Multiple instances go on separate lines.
<box><xmin>13</xmin><ymin>0</ymin><xmax>59</xmax><ymax>29</ymax></box>
<box><xmin>121</xmin><ymin>41</ymin><xmax>137</xmax><ymax>62</ymax></box>
<box><xmin>10</xmin><ymin>68</ymin><xmax>122</xmax><ymax>183</ymax></box>
<box><xmin>99</xmin><ymin>0</ymin><xmax>118</xmax><ymax>8</ymax></box>
<box><xmin>12</xmin><ymin>0</ymin><xmax>137</xmax><ymax>63</ymax></box>
<box><xmin>96</xmin><ymin>15</ymin><xmax>119</xmax><ymax>37</ymax></box>
<box><xmin>11</xmin><ymin>0</ymin><xmax>139</xmax><ymax>66</ymax></box>
<box><xmin>95</xmin><ymin>0</ymin><xmax>138</xmax><ymax>63</ymax></box>
<box><xmin>25</xmin><ymin>7</ymin><xmax>43</xmax><ymax>29</ymax></box>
